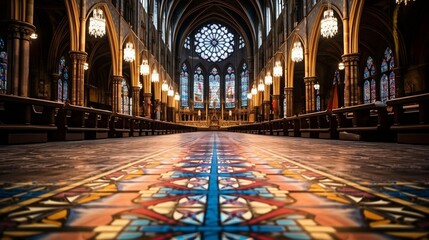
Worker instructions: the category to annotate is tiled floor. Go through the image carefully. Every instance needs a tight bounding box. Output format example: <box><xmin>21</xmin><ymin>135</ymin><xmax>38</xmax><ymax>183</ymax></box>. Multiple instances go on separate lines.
<box><xmin>0</xmin><ymin>132</ymin><xmax>428</xmax><ymax>239</ymax></box>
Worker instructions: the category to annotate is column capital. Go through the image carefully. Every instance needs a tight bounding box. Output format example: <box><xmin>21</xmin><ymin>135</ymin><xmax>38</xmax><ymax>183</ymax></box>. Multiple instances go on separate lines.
<box><xmin>69</xmin><ymin>51</ymin><xmax>88</xmax><ymax>61</ymax></box>
<box><xmin>342</xmin><ymin>53</ymin><xmax>360</xmax><ymax>62</ymax></box>
<box><xmin>112</xmin><ymin>75</ymin><xmax>124</xmax><ymax>84</ymax></box>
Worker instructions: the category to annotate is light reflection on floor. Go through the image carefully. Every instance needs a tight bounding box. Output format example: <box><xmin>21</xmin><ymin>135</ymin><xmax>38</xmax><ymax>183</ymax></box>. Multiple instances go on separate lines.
<box><xmin>0</xmin><ymin>132</ymin><xmax>428</xmax><ymax>239</ymax></box>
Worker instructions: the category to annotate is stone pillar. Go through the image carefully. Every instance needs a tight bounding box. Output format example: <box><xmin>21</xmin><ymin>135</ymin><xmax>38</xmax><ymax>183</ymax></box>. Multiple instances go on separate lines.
<box><xmin>285</xmin><ymin>87</ymin><xmax>293</xmax><ymax>117</ymax></box>
<box><xmin>393</xmin><ymin>67</ymin><xmax>405</xmax><ymax>98</ymax></box>
<box><xmin>143</xmin><ymin>93</ymin><xmax>152</xmax><ymax>118</ymax></box>
<box><xmin>167</xmin><ymin>95</ymin><xmax>174</xmax><ymax>122</ymax></box>
<box><xmin>6</xmin><ymin>21</ymin><xmax>36</xmax><ymax>96</ymax></box>
<box><xmin>112</xmin><ymin>76</ymin><xmax>123</xmax><ymax>113</ymax></box>
<box><xmin>69</xmin><ymin>51</ymin><xmax>87</xmax><ymax>106</ymax></box>
<box><xmin>132</xmin><ymin>86</ymin><xmax>140</xmax><ymax>116</ymax></box>
<box><xmin>50</xmin><ymin>73</ymin><xmax>60</xmax><ymax>101</ymax></box>
<box><xmin>272</xmin><ymin>95</ymin><xmax>280</xmax><ymax>119</ymax></box>
<box><xmin>342</xmin><ymin>53</ymin><xmax>360</xmax><ymax>106</ymax></box>
<box><xmin>304</xmin><ymin>76</ymin><xmax>316</xmax><ymax>113</ymax></box>
<box><xmin>264</xmin><ymin>84</ymin><xmax>270</xmax><ymax>121</ymax></box>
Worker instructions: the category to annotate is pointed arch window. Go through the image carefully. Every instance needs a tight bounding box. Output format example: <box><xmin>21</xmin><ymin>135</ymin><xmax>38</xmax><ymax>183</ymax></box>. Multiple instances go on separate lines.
<box><xmin>209</xmin><ymin>67</ymin><xmax>220</xmax><ymax>109</ymax></box>
<box><xmin>240</xmin><ymin>63</ymin><xmax>249</xmax><ymax>107</ymax></box>
<box><xmin>153</xmin><ymin>0</ymin><xmax>158</xmax><ymax>29</ymax></box>
<box><xmin>225</xmin><ymin>66</ymin><xmax>236</xmax><ymax>108</ymax></box>
<box><xmin>58</xmin><ymin>56</ymin><xmax>69</xmax><ymax>102</ymax></box>
<box><xmin>0</xmin><ymin>38</ymin><xmax>7</xmax><ymax>94</ymax></box>
<box><xmin>184</xmin><ymin>36</ymin><xmax>190</xmax><ymax>50</ymax></box>
<box><xmin>380</xmin><ymin>47</ymin><xmax>395</xmax><ymax>103</ymax></box>
<box><xmin>194</xmin><ymin>66</ymin><xmax>204</xmax><ymax>109</ymax></box>
<box><xmin>239</xmin><ymin>36</ymin><xmax>245</xmax><ymax>49</ymax></box>
<box><xmin>266</xmin><ymin>6</ymin><xmax>271</xmax><ymax>36</ymax></box>
<box><xmin>363</xmin><ymin>56</ymin><xmax>376</xmax><ymax>104</ymax></box>
<box><xmin>181</xmin><ymin>63</ymin><xmax>189</xmax><ymax>107</ymax></box>
<box><xmin>121</xmin><ymin>79</ymin><xmax>132</xmax><ymax>115</ymax></box>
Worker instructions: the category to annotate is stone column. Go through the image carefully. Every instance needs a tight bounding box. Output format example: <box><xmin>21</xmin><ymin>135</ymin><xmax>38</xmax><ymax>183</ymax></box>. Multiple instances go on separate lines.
<box><xmin>132</xmin><ymin>86</ymin><xmax>140</xmax><ymax>116</ymax></box>
<box><xmin>50</xmin><ymin>73</ymin><xmax>60</xmax><ymax>101</ymax></box>
<box><xmin>143</xmin><ymin>93</ymin><xmax>152</xmax><ymax>118</ymax></box>
<box><xmin>112</xmin><ymin>76</ymin><xmax>123</xmax><ymax>113</ymax></box>
<box><xmin>167</xmin><ymin>95</ymin><xmax>174</xmax><ymax>122</ymax></box>
<box><xmin>264</xmin><ymin>84</ymin><xmax>270</xmax><ymax>121</ymax></box>
<box><xmin>342</xmin><ymin>53</ymin><xmax>360</xmax><ymax>106</ymax></box>
<box><xmin>69</xmin><ymin>51</ymin><xmax>87</xmax><ymax>106</ymax></box>
<box><xmin>284</xmin><ymin>87</ymin><xmax>293</xmax><ymax>117</ymax></box>
<box><xmin>6</xmin><ymin>21</ymin><xmax>36</xmax><ymax>96</ymax></box>
<box><xmin>304</xmin><ymin>76</ymin><xmax>316</xmax><ymax>113</ymax></box>
<box><xmin>272</xmin><ymin>75</ymin><xmax>281</xmax><ymax>119</ymax></box>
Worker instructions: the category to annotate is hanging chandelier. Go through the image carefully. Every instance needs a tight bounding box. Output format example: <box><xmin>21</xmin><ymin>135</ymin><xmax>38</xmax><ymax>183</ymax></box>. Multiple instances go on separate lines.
<box><xmin>123</xmin><ymin>42</ymin><xmax>135</xmax><ymax>62</ymax></box>
<box><xmin>264</xmin><ymin>72</ymin><xmax>273</xmax><ymax>85</ymax></box>
<box><xmin>174</xmin><ymin>92</ymin><xmax>180</xmax><ymax>101</ymax></box>
<box><xmin>396</xmin><ymin>0</ymin><xmax>415</xmax><ymax>5</ymax></box>
<box><xmin>273</xmin><ymin>61</ymin><xmax>283</xmax><ymax>77</ymax></box>
<box><xmin>251</xmin><ymin>84</ymin><xmax>257</xmax><ymax>95</ymax></box>
<box><xmin>151</xmin><ymin>69</ymin><xmax>159</xmax><ymax>83</ymax></box>
<box><xmin>247</xmin><ymin>92</ymin><xmax>253</xmax><ymax>99</ymax></box>
<box><xmin>320</xmin><ymin>8</ymin><xmax>338</xmax><ymax>38</ymax></box>
<box><xmin>161</xmin><ymin>80</ymin><xmax>169</xmax><ymax>91</ymax></box>
<box><xmin>291</xmin><ymin>41</ymin><xmax>303</xmax><ymax>62</ymax></box>
<box><xmin>88</xmin><ymin>8</ymin><xmax>106</xmax><ymax>38</ymax></box>
<box><xmin>140</xmin><ymin>59</ymin><xmax>150</xmax><ymax>76</ymax></box>
<box><xmin>258</xmin><ymin>79</ymin><xmax>265</xmax><ymax>92</ymax></box>
<box><xmin>168</xmin><ymin>86</ymin><xmax>174</xmax><ymax>97</ymax></box>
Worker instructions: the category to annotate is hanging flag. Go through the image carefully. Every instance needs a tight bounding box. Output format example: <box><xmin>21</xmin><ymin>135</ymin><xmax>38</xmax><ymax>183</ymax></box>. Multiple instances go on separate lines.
<box><xmin>326</xmin><ymin>71</ymin><xmax>340</xmax><ymax>111</ymax></box>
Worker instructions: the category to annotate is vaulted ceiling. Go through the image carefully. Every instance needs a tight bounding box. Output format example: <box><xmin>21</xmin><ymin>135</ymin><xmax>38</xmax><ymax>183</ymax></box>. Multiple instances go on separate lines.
<box><xmin>160</xmin><ymin>0</ymin><xmax>268</xmax><ymax>55</ymax></box>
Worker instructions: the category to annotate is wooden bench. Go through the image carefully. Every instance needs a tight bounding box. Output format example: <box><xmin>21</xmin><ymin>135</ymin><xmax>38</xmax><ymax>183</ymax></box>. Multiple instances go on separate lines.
<box><xmin>109</xmin><ymin>113</ymin><xmax>133</xmax><ymax>138</ymax></box>
<box><xmin>285</xmin><ymin>116</ymin><xmax>300</xmax><ymax>137</ymax></box>
<box><xmin>386</xmin><ymin>93</ymin><xmax>429</xmax><ymax>144</ymax></box>
<box><xmin>55</xmin><ymin>104</ymin><xmax>111</xmax><ymax>141</ymax></box>
<box><xmin>332</xmin><ymin>102</ymin><xmax>391</xmax><ymax>141</ymax></box>
<box><xmin>298</xmin><ymin>111</ymin><xmax>338</xmax><ymax>139</ymax></box>
<box><xmin>271</xmin><ymin>118</ymin><xmax>287</xmax><ymax>136</ymax></box>
<box><xmin>0</xmin><ymin>94</ymin><xmax>64</xmax><ymax>144</ymax></box>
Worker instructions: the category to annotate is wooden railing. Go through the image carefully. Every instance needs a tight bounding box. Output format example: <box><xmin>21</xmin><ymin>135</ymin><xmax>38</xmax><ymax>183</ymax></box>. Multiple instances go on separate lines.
<box><xmin>386</xmin><ymin>93</ymin><xmax>429</xmax><ymax>144</ymax></box>
<box><xmin>0</xmin><ymin>95</ymin><xmax>197</xmax><ymax>144</ymax></box>
<box><xmin>0</xmin><ymin>94</ymin><xmax>63</xmax><ymax>144</ymax></box>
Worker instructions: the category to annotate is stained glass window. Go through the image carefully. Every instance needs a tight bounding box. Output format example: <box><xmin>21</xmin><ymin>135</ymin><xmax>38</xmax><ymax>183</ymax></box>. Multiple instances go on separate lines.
<box><xmin>316</xmin><ymin>95</ymin><xmax>321</xmax><ymax>112</ymax></box>
<box><xmin>266</xmin><ymin>6</ymin><xmax>271</xmax><ymax>36</ymax></box>
<box><xmin>240</xmin><ymin>63</ymin><xmax>249</xmax><ymax>107</ymax></box>
<box><xmin>58</xmin><ymin>56</ymin><xmax>69</xmax><ymax>102</ymax></box>
<box><xmin>194</xmin><ymin>23</ymin><xmax>234</xmax><ymax>62</ymax></box>
<box><xmin>239</xmin><ymin>36</ymin><xmax>245</xmax><ymax>49</ymax></box>
<box><xmin>153</xmin><ymin>0</ymin><xmax>158</xmax><ymax>29</ymax></box>
<box><xmin>380</xmin><ymin>47</ymin><xmax>395</xmax><ymax>102</ymax></box>
<box><xmin>0</xmin><ymin>38</ymin><xmax>7</xmax><ymax>94</ymax></box>
<box><xmin>363</xmin><ymin>56</ymin><xmax>376</xmax><ymax>104</ymax></box>
<box><xmin>121</xmin><ymin>79</ymin><xmax>131</xmax><ymax>115</ymax></box>
<box><xmin>209</xmin><ymin>67</ymin><xmax>220</xmax><ymax>109</ymax></box>
<box><xmin>181</xmin><ymin>63</ymin><xmax>189</xmax><ymax>107</ymax></box>
<box><xmin>184</xmin><ymin>36</ymin><xmax>190</xmax><ymax>50</ymax></box>
<box><xmin>225</xmin><ymin>66</ymin><xmax>235</xmax><ymax>109</ymax></box>
<box><xmin>194</xmin><ymin>66</ymin><xmax>204</xmax><ymax>108</ymax></box>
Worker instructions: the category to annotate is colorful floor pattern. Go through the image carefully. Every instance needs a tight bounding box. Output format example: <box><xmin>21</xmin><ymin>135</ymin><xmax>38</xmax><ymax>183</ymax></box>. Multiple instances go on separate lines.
<box><xmin>0</xmin><ymin>133</ymin><xmax>428</xmax><ymax>239</ymax></box>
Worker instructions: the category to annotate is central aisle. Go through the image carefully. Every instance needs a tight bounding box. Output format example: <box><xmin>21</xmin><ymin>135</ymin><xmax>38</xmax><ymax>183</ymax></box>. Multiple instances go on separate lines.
<box><xmin>0</xmin><ymin>132</ymin><xmax>428</xmax><ymax>239</ymax></box>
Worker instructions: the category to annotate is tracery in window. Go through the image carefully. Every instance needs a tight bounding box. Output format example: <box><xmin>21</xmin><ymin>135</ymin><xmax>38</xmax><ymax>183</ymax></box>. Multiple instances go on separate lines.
<box><xmin>194</xmin><ymin>23</ymin><xmax>234</xmax><ymax>62</ymax></box>
<box><xmin>58</xmin><ymin>56</ymin><xmax>69</xmax><ymax>102</ymax></box>
<box><xmin>363</xmin><ymin>56</ymin><xmax>376</xmax><ymax>104</ymax></box>
<box><xmin>0</xmin><ymin>38</ymin><xmax>7</xmax><ymax>94</ymax></box>
<box><xmin>184</xmin><ymin>36</ymin><xmax>190</xmax><ymax>50</ymax></box>
<box><xmin>239</xmin><ymin>36</ymin><xmax>245</xmax><ymax>49</ymax></box>
<box><xmin>121</xmin><ymin>79</ymin><xmax>132</xmax><ymax>115</ymax></box>
<box><xmin>240</xmin><ymin>63</ymin><xmax>249</xmax><ymax>107</ymax></box>
<box><xmin>181</xmin><ymin>63</ymin><xmax>189</xmax><ymax>107</ymax></box>
<box><xmin>209</xmin><ymin>67</ymin><xmax>221</xmax><ymax>109</ymax></box>
<box><xmin>380</xmin><ymin>47</ymin><xmax>395</xmax><ymax>102</ymax></box>
<box><xmin>194</xmin><ymin>66</ymin><xmax>204</xmax><ymax>108</ymax></box>
<box><xmin>225</xmin><ymin>66</ymin><xmax>236</xmax><ymax>109</ymax></box>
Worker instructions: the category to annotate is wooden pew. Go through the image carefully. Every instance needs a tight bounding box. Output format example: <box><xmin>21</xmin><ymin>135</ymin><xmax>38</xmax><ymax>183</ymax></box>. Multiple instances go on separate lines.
<box><xmin>285</xmin><ymin>116</ymin><xmax>300</xmax><ymax>137</ymax></box>
<box><xmin>332</xmin><ymin>102</ymin><xmax>391</xmax><ymax>141</ymax></box>
<box><xmin>271</xmin><ymin>118</ymin><xmax>286</xmax><ymax>136</ymax></box>
<box><xmin>298</xmin><ymin>111</ymin><xmax>338</xmax><ymax>139</ymax></box>
<box><xmin>55</xmin><ymin>104</ymin><xmax>111</xmax><ymax>141</ymax></box>
<box><xmin>0</xmin><ymin>94</ymin><xmax>63</xmax><ymax>144</ymax></box>
<box><xmin>109</xmin><ymin>113</ymin><xmax>133</xmax><ymax>138</ymax></box>
<box><xmin>386</xmin><ymin>93</ymin><xmax>429</xmax><ymax>144</ymax></box>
